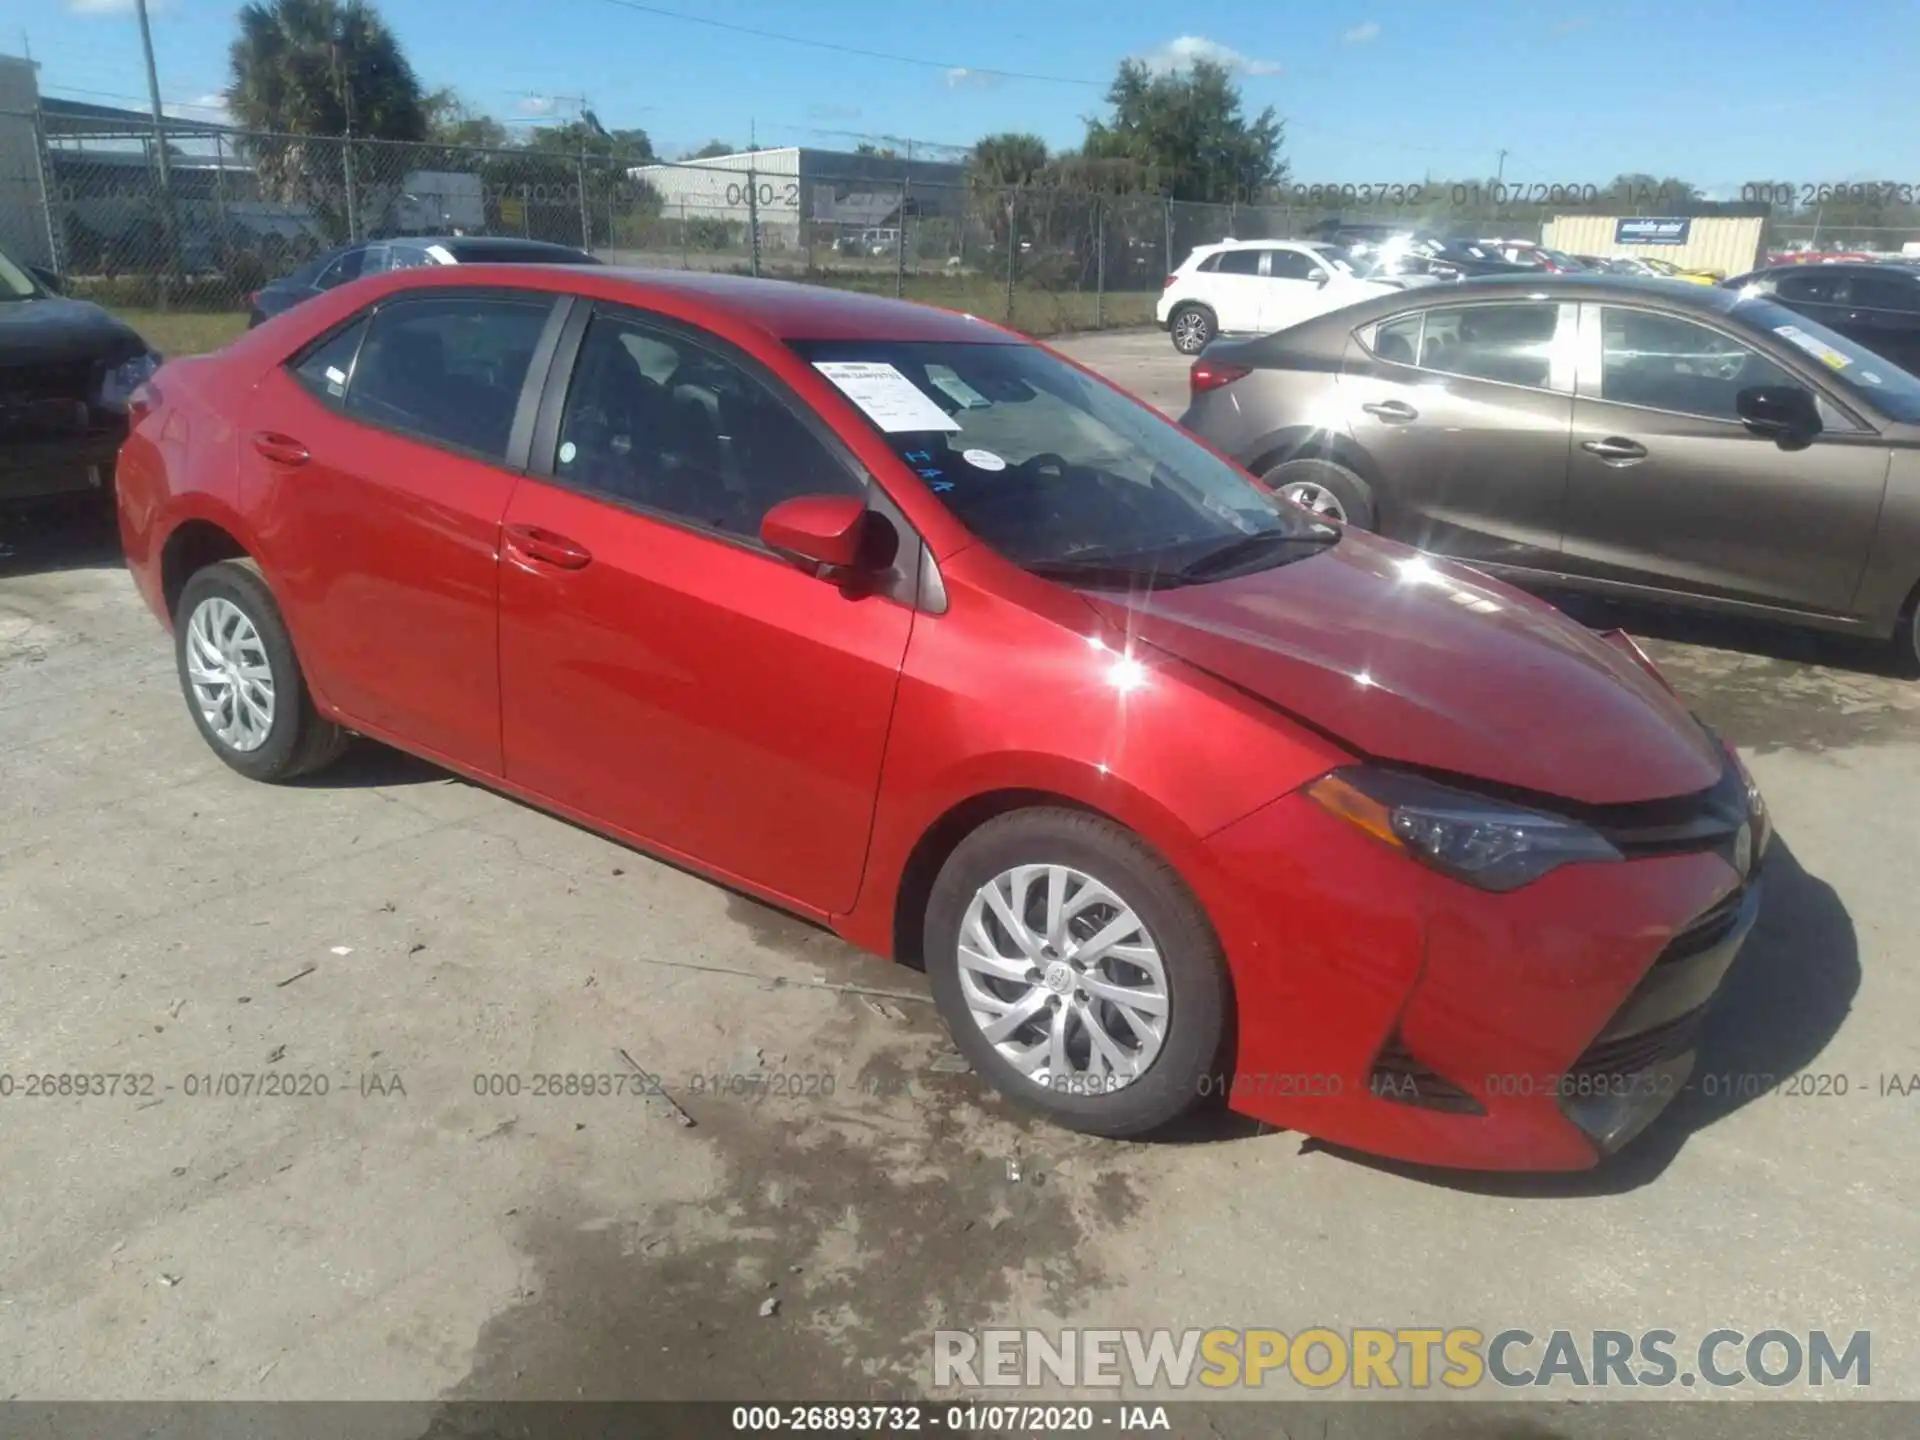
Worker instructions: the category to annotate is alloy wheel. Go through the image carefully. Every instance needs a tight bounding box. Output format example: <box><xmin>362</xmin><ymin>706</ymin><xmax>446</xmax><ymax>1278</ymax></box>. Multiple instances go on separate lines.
<box><xmin>1172</xmin><ymin>310</ymin><xmax>1210</xmax><ymax>352</ymax></box>
<box><xmin>184</xmin><ymin>595</ymin><xmax>276</xmax><ymax>752</ymax></box>
<box><xmin>1279</xmin><ymin>480</ymin><xmax>1349</xmax><ymax>523</ymax></box>
<box><xmin>955</xmin><ymin>863</ymin><xmax>1169</xmax><ymax>1093</ymax></box>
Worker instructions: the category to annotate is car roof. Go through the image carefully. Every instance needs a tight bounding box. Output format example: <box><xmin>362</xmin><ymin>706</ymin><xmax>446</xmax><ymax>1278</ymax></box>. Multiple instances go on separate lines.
<box><xmin>1328</xmin><ymin>271</ymin><xmax>1748</xmax><ymax>326</ymax></box>
<box><xmin>1201</xmin><ymin>238</ymin><xmax>1313</xmax><ymax>252</ymax></box>
<box><xmin>344</xmin><ymin>263</ymin><xmax>1027</xmax><ymax>344</ymax></box>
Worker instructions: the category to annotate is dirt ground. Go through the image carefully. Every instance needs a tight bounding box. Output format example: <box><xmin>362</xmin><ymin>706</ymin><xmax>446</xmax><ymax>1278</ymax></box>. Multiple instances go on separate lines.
<box><xmin>2</xmin><ymin>332</ymin><xmax>1917</xmax><ymax>1418</ymax></box>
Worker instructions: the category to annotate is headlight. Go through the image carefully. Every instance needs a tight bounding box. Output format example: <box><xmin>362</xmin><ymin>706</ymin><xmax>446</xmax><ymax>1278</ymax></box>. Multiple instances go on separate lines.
<box><xmin>1306</xmin><ymin>766</ymin><xmax>1621</xmax><ymax>892</ymax></box>
<box><xmin>97</xmin><ymin>351</ymin><xmax>162</xmax><ymax>413</ymax></box>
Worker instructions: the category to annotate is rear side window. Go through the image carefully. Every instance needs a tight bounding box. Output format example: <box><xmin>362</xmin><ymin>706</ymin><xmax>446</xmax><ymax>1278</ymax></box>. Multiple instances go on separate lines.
<box><xmin>291</xmin><ymin>318</ymin><xmax>370</xmax><ymax>402</ymax></box>
<box><xmin>1418</xmin><ymin>302</ymin><xmax>1560</xmax><ymax>388</ymax></box>
<box><xmin>1774</xmin><ymin>270</ymin><xmax>1846</xmax><ymax>305</ymax></box>
<box><xmin>345</xmin><ymin>296</ymin><xmax>553</xmax><ymax>460</ymax></box>
<box><xmin>1369</xmin><ymin>312</ymin><xmax>1422</xmax><ymax>366</ymax></box>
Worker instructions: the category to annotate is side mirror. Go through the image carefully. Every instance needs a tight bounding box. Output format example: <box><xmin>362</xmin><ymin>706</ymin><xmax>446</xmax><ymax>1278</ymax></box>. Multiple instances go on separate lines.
<box><xmin>26</xmin><ymin>263</ymin><xmax>62</xmax><ymax>294</ymax></box>
<box><xmin>1737</xmin><ymin>385</ymin><xmax>1821</xmax><ymax>449</ymax></box>
<box><xmin>760</xmin><ymin>494</ymin><xmax>894</xmax><ymax>580</ymax></box>
<box><xmin>1310</xmin><ymin>269</ymin><xmax>1331</xmax><ymax>287</ymax></box>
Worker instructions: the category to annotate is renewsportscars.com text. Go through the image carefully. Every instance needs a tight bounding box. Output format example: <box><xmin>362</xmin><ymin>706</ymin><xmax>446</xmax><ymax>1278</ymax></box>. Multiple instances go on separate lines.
<box><xmin>934</xmin><ymin>1327</ymin><xmax>1871</xmax><ymax>1391</ymax></box>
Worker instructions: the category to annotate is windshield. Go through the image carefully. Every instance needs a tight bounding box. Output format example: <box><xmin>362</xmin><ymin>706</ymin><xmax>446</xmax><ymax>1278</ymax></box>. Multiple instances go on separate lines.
<box><xmin>0</xmin><ymin>249</ymin><xmax>40</xmax><ymax>300</ymax></box>
<box><xmin>789</xmin><ymin>339</ymin><xmax>1333</xmax><ymax>587</ymax></box>
<box><xmin>1733</xmin><ymin>295</ymin><xmax>1920</xmax><ymax>422</ymax></box>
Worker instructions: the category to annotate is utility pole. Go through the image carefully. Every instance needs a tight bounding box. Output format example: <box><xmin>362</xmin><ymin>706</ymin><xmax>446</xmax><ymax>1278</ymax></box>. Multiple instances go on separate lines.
<box><xmin>134</xmin><ymin>0</ymin><xmax>181</xmax><ymax>293</ymax></box>
<box><xmin>1495</xmin><ymin>149</ymin><xmax>1509</xmax><ymax>189</ymax></box>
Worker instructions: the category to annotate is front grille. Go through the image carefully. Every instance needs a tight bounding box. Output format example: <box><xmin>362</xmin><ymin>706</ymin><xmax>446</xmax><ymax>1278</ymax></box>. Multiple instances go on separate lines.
<box><xmin>1571</xmin><ymin>1005</ymin><xmax>1709</xmax><ymax>1077</ymax></box>
<box><xmin>1369</xmin><ymin>1034</ymin><xmax>1483</xmax><ymax>1113</ymax></box>
<box><xmin>0</xmin><ymin>360</ymin><xmax>96</xmax><ymax>404</ymax></box>
<box><xmin>1656</xmin><ymin>886</ymin><xmax>1747</xmax><ymax>966</ymax></box>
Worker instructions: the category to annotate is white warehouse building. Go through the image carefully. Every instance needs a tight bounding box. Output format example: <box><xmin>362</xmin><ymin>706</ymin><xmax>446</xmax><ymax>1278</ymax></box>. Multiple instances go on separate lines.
<box><xmin>629</xmin><ymin>145</ymin><xmax>968</xmax><ymax>249</ymax></box>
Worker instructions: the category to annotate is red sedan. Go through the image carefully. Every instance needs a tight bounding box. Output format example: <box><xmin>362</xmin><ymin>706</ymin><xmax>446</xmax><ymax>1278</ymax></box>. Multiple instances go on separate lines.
<box><xmin>116</xmin><ymin>265</ymin><xmax>1767</xmax><ymax>1170</ymax></box>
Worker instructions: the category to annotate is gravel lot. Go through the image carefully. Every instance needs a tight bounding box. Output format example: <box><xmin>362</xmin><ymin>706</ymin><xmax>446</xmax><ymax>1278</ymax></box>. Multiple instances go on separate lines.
<box><xmin>2</xmin><ymin>329</ymin><xmax>1917</xmax><ymax>1415</ymax></box>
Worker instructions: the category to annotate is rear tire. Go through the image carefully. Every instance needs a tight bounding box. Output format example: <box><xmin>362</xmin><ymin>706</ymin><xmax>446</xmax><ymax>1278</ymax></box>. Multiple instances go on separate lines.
<box><xmin>175</xmin><ymin>559</ymin><xmax>347</xmax><ymax>782</ymax></box>
<box><xmin>1897</xmin><ymin>584</ymin><xmax>1920</xmax><ymax>677</ymax></box>
<box><xmin>1169</xmin><ymin>303</ymin><xmax>1216</xmax><ymax>355</ymax></box>
<box><xmin>1262</xmin><ymin>457</ymin><xmax>1376</xmax><ymax>529</ymax></box>
<box><xmin>924</xmin><ymin>808</ymin><xmax>1228</xmax><ymax>1139</ymax></box>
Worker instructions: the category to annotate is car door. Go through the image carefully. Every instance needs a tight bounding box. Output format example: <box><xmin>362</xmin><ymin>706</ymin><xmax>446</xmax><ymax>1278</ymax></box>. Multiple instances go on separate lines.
<box><xmin>1559</xmin><ymin>302</ymin><xmax>1889</xmax><ymax>614</ymax></box>
<box><xmin>1198</xmin><ymin>248</ymin><xmax>1267</xmax><ymax>333</ymax></box>
<box><xmin>1339</xmin><ymin>298</ymin><xmax>1578</xmax><ymax>566</ymax></box>
<box><xmin>1834</xmin><ymin>269</ymin><xmax>1920</xmax><ymax>375</ymax></box>
<box><xmin>241</xmin><ymin>288</ymin><xmax>563</xmax><ymax>772</ymax></box>
<box><xmin>1258</xmin><ymin>248</ymin><xmax>1333</xmax><ymax>332</ymax></box>
<box><xmin>495</xmin><ymin>303</ymin><xmax>916</xmax><ymax>913</ymax></box>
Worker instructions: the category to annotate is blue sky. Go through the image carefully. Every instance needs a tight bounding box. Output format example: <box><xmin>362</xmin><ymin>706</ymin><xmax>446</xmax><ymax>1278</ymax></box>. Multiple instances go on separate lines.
<box><xmin>13</xmin><ymin>0</ymin><xmax>1919</xmax><ymax>188</ymax></box>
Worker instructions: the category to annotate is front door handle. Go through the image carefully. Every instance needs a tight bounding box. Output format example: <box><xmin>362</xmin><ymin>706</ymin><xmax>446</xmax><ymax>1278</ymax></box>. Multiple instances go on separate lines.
<box><xmin>504</xmin><ymin>523</ymin><xmax>593</xmax><ymax>571</ymax></box>
<box><xmin>1581</xmin><ymin>437</ymin><xmax>1649</xmax><ymax>464</ymax></box>
<box><xmin>1362</xmin><ymin>399</ymin><xmax>1418</xmax><ymax>423</ymax></box>
<box><xmin>251</xmin><ymin>431</ymin><xmax>309</xmax><ymax>467</ymax></box>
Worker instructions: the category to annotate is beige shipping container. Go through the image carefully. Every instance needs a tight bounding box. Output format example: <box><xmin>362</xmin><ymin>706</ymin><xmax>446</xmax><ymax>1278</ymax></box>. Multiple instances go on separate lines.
<box><xmin>1542</xmin><ymin>214</ymin><xmax>1764</xmax><ymax>279</ymax></box>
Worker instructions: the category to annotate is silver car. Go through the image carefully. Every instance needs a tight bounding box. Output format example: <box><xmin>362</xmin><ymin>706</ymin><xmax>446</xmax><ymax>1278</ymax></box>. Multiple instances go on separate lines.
<box><xmin>1181</xmin><ymin>273</ymin><xmax>1920</xmax><ymax>669</ymax></box>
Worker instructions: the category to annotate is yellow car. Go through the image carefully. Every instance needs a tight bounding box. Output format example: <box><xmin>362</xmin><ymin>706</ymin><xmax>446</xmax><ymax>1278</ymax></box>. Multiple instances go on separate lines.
<box><xmin>1631</xmin><ymin>256</ymin><xmax>1721</xmax><ymax>284</ymax></box>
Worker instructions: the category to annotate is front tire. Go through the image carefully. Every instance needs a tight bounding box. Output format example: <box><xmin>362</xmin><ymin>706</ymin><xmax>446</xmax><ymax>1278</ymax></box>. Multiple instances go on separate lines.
<box><xmin>175</xmin><ymin>559</ymin><xmax>346</xmax><ymax>782</ymax></box>
<box><xmin>924</xmin><ymin>808</ymin><xmax>1228</xmax><ymax>1138</ymax></box>
<box><xmin>1262</xmin><ymin>457</ymin><xmax>1376</xmax><ymax>529</ymax></box>
<box><xmin>1169</xmin><ymin>303</ymin><xmax>1216</xmax><ymax>355</ymax></box>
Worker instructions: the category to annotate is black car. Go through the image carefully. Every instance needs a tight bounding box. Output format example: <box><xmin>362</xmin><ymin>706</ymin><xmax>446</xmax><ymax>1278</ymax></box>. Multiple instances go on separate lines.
<box><xmin>248</xmin><ymin>236</ymin><xmax>600</xmax><ymax>327</ymax></box>
<box><xmin>0</xmin><ymin>246</ymin><xmax>160</xmax><ymax>504</ymax></box>
<box><xmin>1722</xmin><ymin>262</ymin><xmax>1920</xmax><ymax>375</ymax></box>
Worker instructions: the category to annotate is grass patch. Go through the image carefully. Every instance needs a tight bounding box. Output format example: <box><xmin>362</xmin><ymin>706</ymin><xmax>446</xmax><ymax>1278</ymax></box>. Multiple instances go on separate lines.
<box><xmin>111</xmin><ymin>279</ymin><xmax>1155</xmax><ymax>359</ymax></box>
<box><xmin>119</xmin><ymin>310</ymin><xmax>250</xmax><ymax>358</ymax></box>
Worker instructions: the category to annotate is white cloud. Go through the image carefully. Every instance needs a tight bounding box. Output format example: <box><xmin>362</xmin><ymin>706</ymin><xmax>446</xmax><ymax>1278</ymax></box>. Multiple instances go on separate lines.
<box><xmin>1139</xmin><ymin>36</ymin><xmax>1281</xmax><ymax>77</ymax></box>
<box><xmin>164</xmin><ymin>92</ymin><xmax>232</xmax><ymax>124</ymax></box>
<box><xmin>516</xmin><ymin>95</ymin><xmax>558</xmax><ymax>117</ymax></box>
<box><xmin>944</xmin><ymin>67</ymin><xmax>1002</xmax><ymax>90</ymax></box>
<box><xmin>1342</xmin><ymin>20</ymin><xmax>1382</xmax><ymax>43</ymax></box>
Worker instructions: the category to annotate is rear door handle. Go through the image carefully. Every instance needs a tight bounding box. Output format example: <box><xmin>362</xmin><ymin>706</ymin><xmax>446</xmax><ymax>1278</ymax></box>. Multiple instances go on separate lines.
<box><xmin>1581</xmin><ymin>437</ymin><xmax>1649</xmax><ymax>463</ymax></box>
<box><xmin>504</xmin><ymin>523</ymin><xmax>592</xmax><ymax>571</ymax></box>
<box><xmin>251</xmin><ymin>431</ymin><xmax>309</xmax><ymax>466</ymax></box>
<box><xmin>1362</xmin><ymin>399</ymin><xmax>1418</xmax><ymax>423</ymax></box>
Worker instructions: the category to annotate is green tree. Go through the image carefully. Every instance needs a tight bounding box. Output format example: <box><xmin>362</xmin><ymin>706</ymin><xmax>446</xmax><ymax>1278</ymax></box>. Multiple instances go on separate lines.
<box><xmin>226</xmin><ymin>0</ymin><xmax>428</xmax><ymax>239</ymax></box>
<box><xmin>686</xmin><ymin>139</ymin><xmax>736</xmax><ymax>160</ymax></box>
<box><xmin>1082</xmin><ymin>58</ymin><xmax>1284</xmax><ymax>203</ymax></box>
<box><xmin>425</xmin><ymin>89</ymin><xmax>507</xmax><ymax>150</ymax></box>
<box><xmin>227</xmin><ymin>0</ymin><xmax>427</xmax><ymax>140</ymax></box>
<box><xmin>968</xmin><ymin>132</ymin><xmax>1049</xmax><ymax>189</ymax></box>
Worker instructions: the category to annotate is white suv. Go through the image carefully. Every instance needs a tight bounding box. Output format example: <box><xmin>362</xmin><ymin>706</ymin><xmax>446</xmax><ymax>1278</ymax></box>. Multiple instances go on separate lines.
<box><xmin>1156</xmin><ymin>239</ymin><xmax>1401</xmax><ymax>354</ymax></box>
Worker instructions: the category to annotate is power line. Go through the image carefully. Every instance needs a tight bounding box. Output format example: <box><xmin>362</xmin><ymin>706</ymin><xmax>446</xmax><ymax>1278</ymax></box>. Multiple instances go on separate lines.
<box><xmin>580</xmin><ymin>0</ymin><xmax>1106</xmax><ymax>87</ymax></box>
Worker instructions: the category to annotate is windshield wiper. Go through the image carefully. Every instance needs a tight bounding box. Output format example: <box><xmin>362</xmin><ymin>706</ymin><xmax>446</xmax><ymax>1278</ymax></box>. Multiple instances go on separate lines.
<box><xmin>1175</xmin><ymin>527</ymin><xmax>1339</xmax><ymax>582</ymax></box>
<box><xmin>1022</xmin><ymin>556</ymin><xmax>1165</xmax><ymax>588</ymax></box>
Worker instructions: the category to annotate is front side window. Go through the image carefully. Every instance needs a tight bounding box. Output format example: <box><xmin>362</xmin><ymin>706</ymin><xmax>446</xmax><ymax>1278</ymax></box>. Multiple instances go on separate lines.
<box><xmin>1416</xmin><ymin>302</ymin><xmax>1560</xmax><ymax>388</ymax></box>
<box><xmin>553</xmin><ymin>309</ymin><xmax>859</xmax><ymax>537</ymax></box>
<box><xmin>1267</xmin><ymin>249</ymin><xmax>1322</xmax><ymax>282</ymax></box>
<box><xmin>790</xmin><ymin>339</ymin><xmax>1332</xmax><ymax>589</ymax></box>
<box><xmin>1597</xmin><ymin>307</ymin><xmax>1796</xmax><ymax>420</ymax></box>
<box><xmin>315</xmin><ymin>246</ymin><xmax>368</xmax><ymax>290</ymax></box>
<box><xmin>1214</xmin><ymin>249</ymin><xmax>1262</xmax><ymax>276</ymax></box>
<box><xmin>346</xmin><ymin>295</ymin><xmax>552</xmax><ymax>459</ymax></box>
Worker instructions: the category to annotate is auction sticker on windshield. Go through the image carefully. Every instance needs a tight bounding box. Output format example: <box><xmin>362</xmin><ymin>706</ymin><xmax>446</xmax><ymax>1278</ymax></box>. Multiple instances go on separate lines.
<box><xmin>962</xmin><ymin>448</ymin><xmax>1007</xmax><ymax>472</ymax></box>
<box><xmin>1775</xmin><ymin>325</ymin><xmax>1853</xmax><ymax>370</ymax></box>
<box><xmin>813</xmin><ymin>362</ymin><xmax>961</xmax><ymax>433</ymax></box>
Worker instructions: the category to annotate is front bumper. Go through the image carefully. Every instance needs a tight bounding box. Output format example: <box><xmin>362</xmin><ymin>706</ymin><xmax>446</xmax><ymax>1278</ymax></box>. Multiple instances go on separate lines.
<box><xmin>0</xmin><ymin>427</ymin><xmax>124</xmax><ymax>502</ymax></box>
<box><xmin>1203</xmin><ymin>785</ymin><xmax>1761</xmax><ymax>1171</ymax></box>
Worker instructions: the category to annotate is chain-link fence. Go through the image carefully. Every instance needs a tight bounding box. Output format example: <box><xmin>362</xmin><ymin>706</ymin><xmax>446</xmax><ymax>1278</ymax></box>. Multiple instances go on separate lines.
<box><xmin>18</xmin><ymin>114</ymin><xmax>1920</xmax><ymax>348</ymax></box>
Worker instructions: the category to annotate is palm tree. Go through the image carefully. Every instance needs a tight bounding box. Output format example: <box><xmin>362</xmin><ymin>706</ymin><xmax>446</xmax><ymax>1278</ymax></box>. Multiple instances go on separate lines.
<box><xmin>227</xmin><ymin>0</ymin><xmax>428</xmax><ymax>235</ymax></box>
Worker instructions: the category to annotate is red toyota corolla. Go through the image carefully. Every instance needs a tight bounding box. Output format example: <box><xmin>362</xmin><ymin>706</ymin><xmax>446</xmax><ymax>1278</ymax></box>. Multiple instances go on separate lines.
<box><xmin>116</xmin><ymin>264</ymin><xmax>1768</xmax><ymax>1170</ymax></box>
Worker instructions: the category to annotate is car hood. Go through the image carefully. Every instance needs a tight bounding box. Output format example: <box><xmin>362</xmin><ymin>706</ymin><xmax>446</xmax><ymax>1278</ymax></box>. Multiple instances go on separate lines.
<box><xmin>1080</xmin><ymin>531</ymin><xmax>1724</xmax><ymax>806</ymax></box>
<box><xmin>0</xmin><ymin>296</ymin><xmax>150</xmax><ymax>368</ymax></box>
